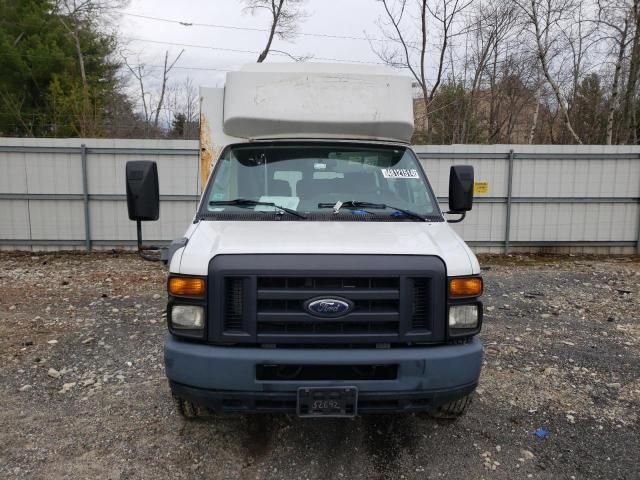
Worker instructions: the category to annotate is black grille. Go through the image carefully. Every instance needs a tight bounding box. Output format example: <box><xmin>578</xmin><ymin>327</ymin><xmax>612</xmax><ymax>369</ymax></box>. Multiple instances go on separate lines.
<box><xmin>224</xmin><ymin>278</ymin><xmax>244</xmax><ymax>331</ymax></box>
<box><xmin>411</xmin><ymin>279</ymin><xmax>429</xmax><ymax>330</ymax></box>
<box><xmin>210</xmin><ymin>255</ymin><xmax>447</xmax><ymax>345</ymax></box>
<box><xmin>258</xmin><ymin>298</ymin><xmax>398</xmax><ymax>313</ymax></box>
<box><xmin>258</xmin><ymin>277</ymin><xmax>399</xmax><ymax>289</ymax></box>
<box><xmin>257</xmin><ymin>320</ymin><xmax>399</xmax><ymax>335</ymax></box>
<box><xmin>255</xmin><ymin>276</ymin><xmax>400</xmax><ymax>337</ymax></box>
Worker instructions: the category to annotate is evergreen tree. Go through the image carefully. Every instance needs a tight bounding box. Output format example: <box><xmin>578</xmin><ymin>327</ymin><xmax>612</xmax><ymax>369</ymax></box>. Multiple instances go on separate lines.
<box><xmin>0</xmin><ymin>0</ymin><xmax>129</xmax><ymax>137</ymax></box>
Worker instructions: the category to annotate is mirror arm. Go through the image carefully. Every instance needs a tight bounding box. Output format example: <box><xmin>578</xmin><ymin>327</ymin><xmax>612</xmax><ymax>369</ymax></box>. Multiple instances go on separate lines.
<box><xmin>445</xmin><ymin>211</ymin><xmax>466</xmax><ymax>223</ymax></box>
<box><xmin>136</xmin><ymin>220</ymin><xmax>143</xmax><ymax>251</ymax></box>
<box><xmin>135</xmin><ymin>219</ymin><xmax>163</xmax><ymax>261</ymax></box>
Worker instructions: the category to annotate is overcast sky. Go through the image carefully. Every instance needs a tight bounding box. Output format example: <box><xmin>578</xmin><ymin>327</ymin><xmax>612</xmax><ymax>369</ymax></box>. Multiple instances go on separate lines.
<box><xmin>119</xmin><ymin>0</ymin><xmax>393</xmax><ymax>89</ymax></box>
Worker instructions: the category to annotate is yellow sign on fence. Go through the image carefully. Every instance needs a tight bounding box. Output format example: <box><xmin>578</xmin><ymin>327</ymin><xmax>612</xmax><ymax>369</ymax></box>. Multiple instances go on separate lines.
<box><xmin>474</xmin><ymin>181</ymin><xmax>489</xmax><ymax>194</ymax></box>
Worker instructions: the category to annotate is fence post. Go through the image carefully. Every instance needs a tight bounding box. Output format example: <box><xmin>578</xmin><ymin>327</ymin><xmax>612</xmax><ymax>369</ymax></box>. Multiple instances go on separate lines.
<box><xmin>81</xmin><ymin>144</ymin><xmax>91</xmax><ymax>251</ymax></box>
<box><xmin>504</xmin><ymin>149</ymin><xmax>514</xmax><ymax>254</ymax></box>
<box><xmin>637</xmin><ymin>153</ymin><xmax>640</xmax><ymax>255</ymax></box>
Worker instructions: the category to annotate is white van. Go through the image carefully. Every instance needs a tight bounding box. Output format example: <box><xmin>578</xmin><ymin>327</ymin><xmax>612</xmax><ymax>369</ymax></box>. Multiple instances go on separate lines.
<box><xmin>127</xmin><ymin>63</ymin><xmax>483</xmax><ymax>418</ymax></box>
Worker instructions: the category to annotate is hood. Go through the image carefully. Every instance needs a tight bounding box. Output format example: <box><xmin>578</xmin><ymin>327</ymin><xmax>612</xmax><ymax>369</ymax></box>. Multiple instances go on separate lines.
<box><xmin>176</xmin><ymin>221</ymin><xmax>479</xmax><ymax>277</ymax></box>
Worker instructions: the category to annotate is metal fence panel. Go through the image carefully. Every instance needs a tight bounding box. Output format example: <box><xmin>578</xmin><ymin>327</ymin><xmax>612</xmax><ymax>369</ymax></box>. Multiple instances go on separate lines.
<box><xmin>419</xmin><ymin>155</ymin><xmax>510</xmax><ymax>198</ymax></box>
<box><xmin>87</xmin><ymin>152</ymin><xmax>198</xmax><ymax>196</ymax></box>
<box><xmin>510</xmin><ymin>203</ymin><xmax>638</xmax><ymax>242</ymax></box>
<box><xmin>88</xmin><ymin>200</ymin><xmax>198</xmax><ymax>241</ymax></box>
<box><xmin>0</xmin><ymin>156</ymin><xmax>28</xmax><ymax>193</ymax></box>
<box><xmin>514</xmin><ymin>158</ymin><xmax>640</xmax><ymax>197</ymax></box>
<box><xmin>437</xmin><ymin>201</ymin><xmax>507</xmax><ymax>242</ymax></box>
<box><xmin>0</xmin><ymin>200</ymin><xmax>30</xmax><ymax>239</ymax></box>
<box><xmin>1</xmin><ymin>139</ymin><xmax>638</xmax><ymax>253</ymax></box>
<box><xmin>28</xmin><ymin>199</ymin><xmax>85</xmax><ymax>240</ymax></box>
<box><xmin>25</xmin><ymin>152</ymin><xmax>83</xmax><ymax>194</ymax></box>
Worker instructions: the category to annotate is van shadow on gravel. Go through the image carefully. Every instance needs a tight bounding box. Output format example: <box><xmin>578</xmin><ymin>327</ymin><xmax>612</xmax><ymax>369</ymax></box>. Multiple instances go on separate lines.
<box><xmin>241</xmin><ymin>415</ymin><xmax>278</xmax><ymax>460</ymax></box>
<box><xmin>225</xmin><ymin>414</ymin><xmax>420</xmax><ymax>478</ymax></box>
<box><xmin>363</xmin><ymin>414</ymin><xmax>419</xmax><ymax>479</ymax></box>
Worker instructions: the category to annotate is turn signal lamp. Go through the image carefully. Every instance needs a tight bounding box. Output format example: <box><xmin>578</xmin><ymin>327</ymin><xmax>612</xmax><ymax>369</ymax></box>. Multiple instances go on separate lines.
<box><xmin>168</xmin><ymin>276</ymin><xmax>205</xmax><ymax>297</ymax></box>
<box><xmin>449</xmin><ymin>277</ymin><xmax>483</xmax><ymax>298</ymax></box>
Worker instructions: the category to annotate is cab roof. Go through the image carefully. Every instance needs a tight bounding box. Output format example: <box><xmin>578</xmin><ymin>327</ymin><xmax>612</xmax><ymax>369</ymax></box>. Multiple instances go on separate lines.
<box><xmin>221</xmin><ymin>63</ymin><xmax>415</xmax><ymax>143</ymax></box>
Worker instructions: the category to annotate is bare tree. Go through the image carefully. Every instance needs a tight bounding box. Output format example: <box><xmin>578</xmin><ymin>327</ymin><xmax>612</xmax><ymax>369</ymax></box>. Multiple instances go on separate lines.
<box><xmin>372</xmin><ymin>0</ymin><xmax>471</xmax><ymax>141</ymax></box>
<box><xmin>514</xmin><ymin>0</ymin><xmax>583</xmax><ymax>144</ymax></box>
<box><xmin>425</xmin><ymin>1</ymin><xmax>473</xmax><ymax>101</ymax></box>
<box><xmin>165</xmin><ymin>77</ymin><xmax>200</xmax><ymax>139</ymax></box>
<box><xmin>563</xmin><ymin>3</ymin><xmax>597</xmax><ymax>110</ymax></box>
<box><xmin>618</xmin><ymin>0</ymin><xmax>640</xmax><ymax>143</ymax></box>
<box><xmin>242</xmin><ymin>0</ymin><xmax>307</xmax><ymax>62</ymax></box>
<box><xmin>123</xmin><ymin>50</ymin><xmax>184</xmax><ymax>136</ymax></box>
<box><xmin>528</xmin><ymin>74</ymin><xmax>544</xmax><ymax>143</ymax></box>
<box><xmin>461</xmin><ymin>0</ymin><xmax>519</xmax><ymax>142</ymax></box>
<box><xmin>596</xmin><ymin>0</ymin><xmax>632</xmax><ymax>144</ymax></box>
<box><xmin>122</xmin><ymin>59</ymin><xmax>151</xmax><ymax>128</ymax></box>
<box><xmin>153</xmin><ymin>50</ymin><xmax>185</xmax><ymax>128</ymax></box>
<box><xmin>494</xmin><ymin>60</ymin><xmax>538</xmax><ymax>142</ymax></box>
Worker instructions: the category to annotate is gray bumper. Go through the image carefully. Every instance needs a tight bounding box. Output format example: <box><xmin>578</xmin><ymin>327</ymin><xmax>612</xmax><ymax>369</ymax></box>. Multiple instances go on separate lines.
<box><xmin>164</xmin><ymin>335</ymin><xmax>483</xmax><ymax>394</ymax></box>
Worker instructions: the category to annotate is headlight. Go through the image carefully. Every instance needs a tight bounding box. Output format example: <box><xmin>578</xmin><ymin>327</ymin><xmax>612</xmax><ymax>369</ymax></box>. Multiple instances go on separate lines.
<box><xmin>449</xmin><ymin>305</ymin><xmax>478</xmax><ymax>329</ymax></box>
<box><xmin>171</xmin><ymin>305</ymin><xmax>204</xmax><ymax>329</ymax></box>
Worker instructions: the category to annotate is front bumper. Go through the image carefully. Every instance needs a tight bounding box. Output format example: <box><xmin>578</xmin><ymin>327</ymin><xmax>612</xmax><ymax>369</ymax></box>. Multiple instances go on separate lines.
<box><xmin>170</xmin><ymin>381</ymin><xmax>478</xmax><ymax>414</ymax></box>
<box><xmin>164</xmin><ymin>335</ymin><xmax>483</xmax><ymax>414</ymax></box>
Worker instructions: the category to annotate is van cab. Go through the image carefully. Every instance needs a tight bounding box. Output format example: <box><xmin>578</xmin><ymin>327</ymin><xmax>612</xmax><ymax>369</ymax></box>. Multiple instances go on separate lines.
<box><xmin>128</xmin><ymin>63</ymin><xmax>483</xmax><ymax>418</ymax></box>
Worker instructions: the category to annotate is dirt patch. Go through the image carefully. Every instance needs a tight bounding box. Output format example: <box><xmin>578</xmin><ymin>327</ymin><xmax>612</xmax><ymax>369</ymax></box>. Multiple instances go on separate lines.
<box><xmin>1</xmin><ymin>252</ymin><xmax>638</xmax><ymax>479</ymax></box>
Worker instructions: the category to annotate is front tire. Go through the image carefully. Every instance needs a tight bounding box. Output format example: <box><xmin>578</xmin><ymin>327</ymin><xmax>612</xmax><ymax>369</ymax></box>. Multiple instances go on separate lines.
<box><xmin>428</xmin><ymin>393</ymin><xmax>473</xmax><ymax>419</ymax></box>
<box><xmin>173</xmin><ymin>394</ymin><xmax>201</xmax><ymax>419</ymax></box>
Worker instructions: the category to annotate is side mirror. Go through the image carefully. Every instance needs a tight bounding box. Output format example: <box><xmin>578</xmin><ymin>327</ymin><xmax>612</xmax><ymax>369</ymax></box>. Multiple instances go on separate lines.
<box><xmin>126</xmin><ymin>161</ymin><xmax>159</xmax><ymax>221</ymax></box>
<box><xmin>447</xmin><ymin>165</ymin><xmax>474</xmax><ymax>222</ymax></box>
<box><xmin>126</xmin><ymin>161</ymin><xmax>159</xmax><ymax>251</ymax></box>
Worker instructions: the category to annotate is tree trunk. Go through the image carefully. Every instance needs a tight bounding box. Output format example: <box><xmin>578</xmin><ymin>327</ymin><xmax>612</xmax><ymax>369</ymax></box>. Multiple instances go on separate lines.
<box><xmin>72</xmin><ymin>26</ymin><xmax>90</xmax><ymax>136</ymax></box>
<box><xmin>419</xmin><ymin>93</ymin><xmax>429</xmax><ymax>143</ymax></box>
<box><xmin>419</xmin><ymin>0</ymin><xmax>429</xmax><ymax>138</ymax></box>
<box><xmin>528</xmin><ymin>79</ymin><xmax>542</xmax><ymax>144</ymax></box>
<box><xmin>535</xmin><ymin>37</ymin><xmax>582</xmax><ymax>144</ymax></box>
<box><xmin>59</xmin><ymin>15</ymin><xmax>91</xmax><ymax>137</ymax></box>
<box><xmin>606</xmin><ymin>21</ymin><xmax>629</xmax><ymax>145</ymax></box>
<box><xmin>154</xmin><ymin>52</ymin><xmax>169</xmax><ymax>128</ymax></box>
<box><xmin>462</xmin><ymin>56</ymin><xmax>489</xmax><ymax>143</ymax></box>
<box><xmin>257</xmin><ymin>0</ymin><xmax>284</xmax><ymax>62</ymax></box>
<box><xmin>622</xmin><ymin>2</ymin><xmax>640</xmax><ymax>143</ymax></box>
<box><xmin>488</xmin><ymin>47</ymin><xmax>499</xmax><ymax>142</ymax></box>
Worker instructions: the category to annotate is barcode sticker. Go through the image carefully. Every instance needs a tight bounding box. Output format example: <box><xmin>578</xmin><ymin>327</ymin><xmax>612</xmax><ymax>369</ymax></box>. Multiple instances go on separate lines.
<box><xmin>381</xmin><ymin>168</ymin><xmax>420</xmax><ymax>179</ymax></box>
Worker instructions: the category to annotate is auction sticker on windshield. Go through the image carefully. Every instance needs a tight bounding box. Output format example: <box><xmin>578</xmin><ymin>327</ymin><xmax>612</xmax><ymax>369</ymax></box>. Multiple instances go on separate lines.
<box><xmin>381</xmin><ymin>168</ymin><xmax>420</xmax><ymax>178</ymax></box>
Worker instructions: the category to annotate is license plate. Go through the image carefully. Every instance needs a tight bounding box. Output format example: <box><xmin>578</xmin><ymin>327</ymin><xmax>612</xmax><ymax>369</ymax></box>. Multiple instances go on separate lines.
<box><xmin>297</xmin><ymin>386</ymin><xmax>358</xmax><ymax>417</ymax></box>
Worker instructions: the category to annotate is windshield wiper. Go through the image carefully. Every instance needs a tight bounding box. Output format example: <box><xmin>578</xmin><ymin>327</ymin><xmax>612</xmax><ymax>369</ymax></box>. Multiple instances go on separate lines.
<box><xmin>318</xmin><ymin>200</ymin><xmax>427</xmax><ymax>222</ymax></box>
<box><xmin>209</xmin><ymin>199</ymin><xmax>306</xmax><ymax>219</ymax></box>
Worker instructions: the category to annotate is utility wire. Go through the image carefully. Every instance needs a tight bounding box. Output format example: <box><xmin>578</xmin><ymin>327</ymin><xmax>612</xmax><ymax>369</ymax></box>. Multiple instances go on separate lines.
<box><xmin>0</xmin><ymin>51</ymin><xmax>233</xmax><ymax>71</ymax></box>
<box><xmin>118</xmin><ymin>12</ymin><xmax>452</xmax><ymax>49</ymax></box>
<box><xmin>123</xmin><ymin>36</ymin><xmax>388</xmax><ymax>65</ymax></box>
<box><xmin>120</xmin><ymin>11</ymin><xmax>387</xmax><ymax>42</ymax></box>
<box><xmin>0</xmin><ymin>17</ymin><xmax>437</xmax><ymax>69</ymax></box>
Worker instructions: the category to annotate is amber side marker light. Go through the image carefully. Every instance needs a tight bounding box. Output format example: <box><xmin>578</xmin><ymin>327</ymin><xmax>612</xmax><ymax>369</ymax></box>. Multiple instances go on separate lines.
<box><xmin>168</xmin><ymin>276</ymin><xmax>205</xmax><ymax>297</ymax></box>
<box><xmin>449</xmin><ymin>277</ymin><xmax>483</xmax><ymax>298</ymax></box>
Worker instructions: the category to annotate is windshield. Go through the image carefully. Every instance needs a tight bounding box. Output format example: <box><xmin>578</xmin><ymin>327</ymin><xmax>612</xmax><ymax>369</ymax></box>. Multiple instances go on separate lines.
<box><xmin>199</xmin><ymin>143</ymin><xmax>442</xmax><ymax>221</ymax></box>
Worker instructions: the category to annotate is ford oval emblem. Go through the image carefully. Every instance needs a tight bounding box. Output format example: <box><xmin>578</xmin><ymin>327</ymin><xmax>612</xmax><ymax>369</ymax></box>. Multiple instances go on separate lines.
<box><xmin>304</xmin><ymin>297</ymin><xmax>354</xmax><ymax>318</ymax></box>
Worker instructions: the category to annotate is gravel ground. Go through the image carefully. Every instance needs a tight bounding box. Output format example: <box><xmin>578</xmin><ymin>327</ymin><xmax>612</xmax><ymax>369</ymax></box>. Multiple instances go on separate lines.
<box><xmin>0</xmin><ymin>251</ymin><xmax>638</xmax><ymax>480</ymax></box>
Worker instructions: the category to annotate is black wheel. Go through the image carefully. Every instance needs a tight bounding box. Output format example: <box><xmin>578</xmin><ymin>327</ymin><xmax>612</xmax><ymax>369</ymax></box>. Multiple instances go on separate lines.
<box><xmin>173</xmin><ymin>394</ymin><xmax>201</xmax><ymax>419</ymax></box>
<box><xmin>428</xmin><ymin>393</ymin><xmax>473</xmax><ymax>419</ymax></box>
